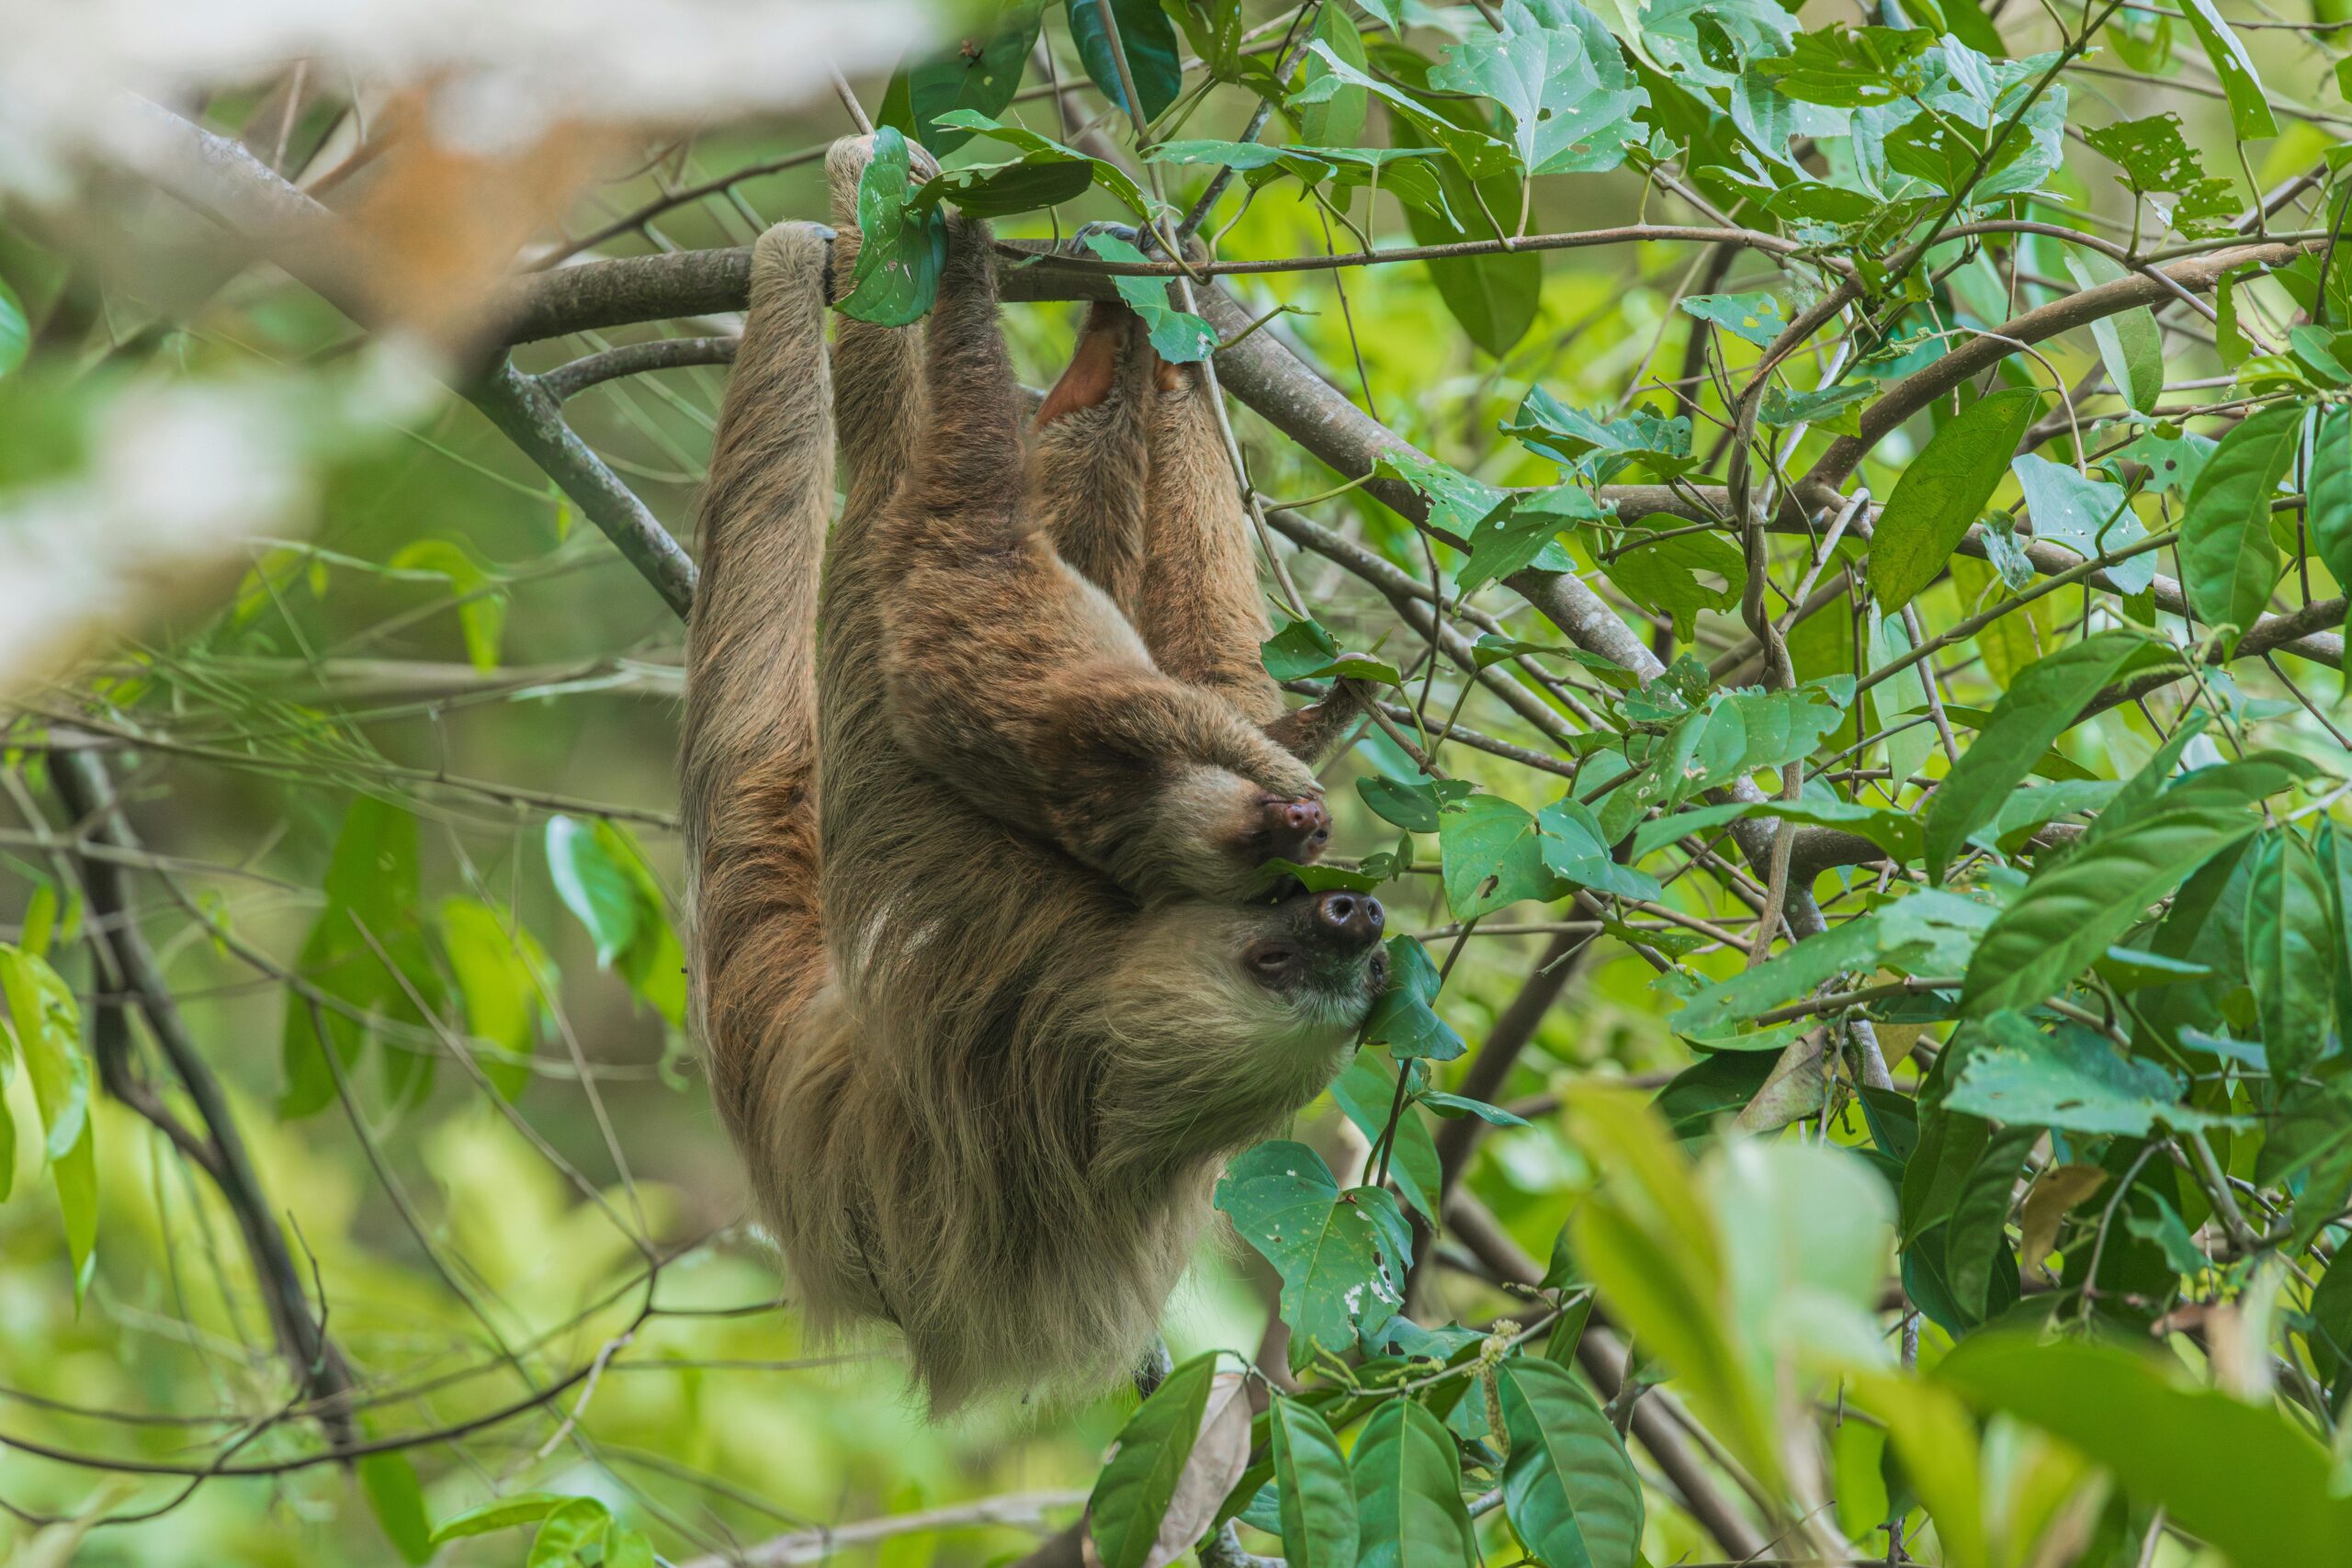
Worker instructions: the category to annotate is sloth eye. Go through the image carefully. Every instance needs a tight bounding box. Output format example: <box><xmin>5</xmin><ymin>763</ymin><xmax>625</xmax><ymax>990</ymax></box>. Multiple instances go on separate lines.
<box><xmin>1245</xmin><ymin>944</ymin><xmax>1298</xmax><ymax>980</ymax></box>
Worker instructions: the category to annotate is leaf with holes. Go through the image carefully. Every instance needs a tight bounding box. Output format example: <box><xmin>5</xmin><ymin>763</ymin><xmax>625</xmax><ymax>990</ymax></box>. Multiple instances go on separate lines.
<box><xmin>1216</xmin><ymin>1142</ymin><xmax>1409</xmax><ymax>1370</ymax></box>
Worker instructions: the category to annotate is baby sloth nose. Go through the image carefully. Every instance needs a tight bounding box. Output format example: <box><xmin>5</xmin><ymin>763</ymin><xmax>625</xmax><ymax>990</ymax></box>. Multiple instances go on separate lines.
<box><xmin>1256</xmin><ymin>795</ymin><xmax>1332</xmax><ymax>863</ymax></box>
<box><xmin>1311</xmin><ymin>890</ymin><xmax>1385</xmax><ymax>949</ymax></box>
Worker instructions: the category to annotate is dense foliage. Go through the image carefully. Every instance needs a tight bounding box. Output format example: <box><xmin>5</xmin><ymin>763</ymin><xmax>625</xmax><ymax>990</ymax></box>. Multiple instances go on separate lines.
<box><xmin>0</xmin><ymin>0</ymin><xmax>2348</xmax><ymax>1564</ymax></box>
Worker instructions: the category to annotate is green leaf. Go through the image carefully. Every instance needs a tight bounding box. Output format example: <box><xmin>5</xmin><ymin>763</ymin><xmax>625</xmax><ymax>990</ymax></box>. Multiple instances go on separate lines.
<box><xmin>1679</xmin><ymin>290</ymin><xmax>1786</xmax><ymax>348</ymax></box>
<box><xmin>1599</xmin><ymin>517</ymin><xmax>1747</xmax><ymax>641</ymax></box>
<box><xmin>1295</xmin><ymin>43</ymin><xmax>1520</xmax><ymax>181</ymax></box>
<box><xmin>935</xmin><ymin>111</ymin><xmax>1151</xmax><ymax>217</ymax></box>
<box><xmin>1961</xmin><ymin>799</ymin><xmax>2260</xmax><ymax>1020</ymax></box>
<box><xmin>1753</xmin><ymin>23</ymin><xmax>1935</xmax><ymax>105</ymax></box>
<box><xmin>1922</xmin><ymin>629</ymin><xmax>2163</xmax><ymax>883</ymax></box>
<box><xmin>1360</xmin><ymin>936</ymin><xmax>1467</xmax><ymax>1063</ymax></box>
<box><xmin>1456</xmin><ymin>487</ymin><xmax>1604</xmax><ymax>594</ymax></box>
<box><xmin>605</xmin><ymin>1529</ymin><xmax>657</xmax><ymax>1568</ymax></box>
<box><xmin>2244</xmin><ymin>829</ymin><xmax>2334</xmax><ymax>1079</ymax></box>
<box><xmin>2059</xmin><ymin>252</ymin><xmax>2164</xmax><ymax>413</ymax></box>
<box><xmin>1535</xmin><ymin>795</ymin><xmax>1664</xmax><ymax>900</ymax></box>
<box><xmin>1427</xmin><ymin>7</ymin><xmax>1648</xmax><ymax>175</ymax></box>
<box><xmin>2177</xmin><ymin>0</ymin><xmax>2278</xmax><ymax>141</ymax></box>
<box><xmin>1296</xmin><ymin>5</ymin><xmax>1368</xmax><ymax>145</ymax></box>
<box><xmin>838</xmin><ymin>127</ymin><xmax>949</xmax><ymax>327</ymax></box>
<box><xmin>1496</xmin><ymin>1357</ymin><xmax>1644</xmax><ymax>1568</ymax></box>
<box><xmin>389</xmin><ymin>538</ymin><xmax>505</xmax><ymax>671</ymax></box>
<box><xmin>1080</xmin><ymin>231</ymin><xmax>1218</xmax><ymax>364</ymax></box>
<box><xmin>1506</xmin><ymin>388</ymin><xmax>1695</xmax><ymax>481</ymax></box>
<box><xmin>2180</xmin><ymin>401</ymin><xmax>2301</xmax><ymax>649</ymax></box>
<box><xmin>1401</xmin><ymin>166</ymin><xmax>1541</xmax><ymax>357</ymax></box>
<box><xmin>547</xmin><ymin>815</ymin><xmax>641</xmax><ymax>966</ymax></box>
<box><xmin>1359</xmin><ymin>772</ymin><xmax>1474</xmax><ymax>833</ymax></box>
<box><xmin>0</xmin><ymin>275</ymin><xmax>27</xmax><ymax>378</ymax></box>
<box><xmin>357</xmin><ymin>1451</ymin><xmax>435</xmax><ymax>1565</ymax></box>
<box><xmin>1351</xmin><ymin>1399</ymin><xmax>1476</xmax><ymax>1568</ymax></box>
<box><xmin>1090</xmin><ymin>1354</ymin><xmax>1217</xmax><ymax>1568</ymax></box>
<box><xmin>878</xmin><ymin>1</ymin><xmax>1043</xmax><ymax>153</ymax></box>
<box><xmin>1942</xmin><ymin>1122</ymin><xmax>2038</xmax><ymax>1323</ymax></box>
<box><xmin>1439</xmin><ymin>795</ymin><xmax>1562</xmax><ymax>919</ymax></box>
<box><xmin>429</xmin><ymin>1493</ymin><xmax>576</xmax><ymax>1545</ymax></box>
<box><xmin>1269</xmin><ymin>1395</ymin><xmax>1358</xmax><ymax>1568</ymax></box>
<box><xmin>1216</xmin><ymin>1142</ymin><xmax>1409</xmax><ymax>1369</ymax></box>
<box><xmin>1330</xmin><ymin>1052</ymin><xmax>1441</xmax><ymax>1221</ymax></box>
<box><xmin>1</xmin><ymin>948</ymin><xmax>96</xmax><ymax>1296</ymax></box>
<box><xmin>2008</xmin><ymin>454</ymin><xmax>2153</xmax><ymax>592</ymax></box>
<box><xmin>1938</xmin><ymin>1335</ymin><xmax>2352</xmax><ymax>1562</ymax></box>
<box><xmin>1868</xmin><ymin>389</ymin><xmax>2040</xmax><ymax>613</ymax></box>
<box><xmin>1946</xmin><ymin>1010</ymin><xmax>2228</xmax><ymax>1135</ymax></box>
<box><xmin>1673</xmin><ymin>891</ymin><xmax>1992</xmax><ymax>1035</ymax></box>
<box><xmin>437</xmin><ymin>897</ymin><xmax>548</xmax><ymax>1100</ymax></box>
<box><xmin>1069</xmin><ymin>0</ymin><xmax>1182</xmax><ymax>119</ymax></box>
<box><xmin>2308</xmin><ymin>407</ymin><xmax>2351</xmax><ymax>660</ymax></box>
<box><xmin>527</xmin><ymin>1496</ymin><xmax>611</xmax><ymax>1568</ymax></box>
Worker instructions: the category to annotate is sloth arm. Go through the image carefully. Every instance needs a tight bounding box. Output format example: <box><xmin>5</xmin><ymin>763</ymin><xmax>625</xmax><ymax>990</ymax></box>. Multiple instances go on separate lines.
<box><xmin>682</xmin><ymin>220</ymin><xmax>835</xmax><ymax>1136</ymax></box>
<box><xmin>876</xmin><ymin>219</ymin><xmax>1327</xmax><ymax>902</ymax></box>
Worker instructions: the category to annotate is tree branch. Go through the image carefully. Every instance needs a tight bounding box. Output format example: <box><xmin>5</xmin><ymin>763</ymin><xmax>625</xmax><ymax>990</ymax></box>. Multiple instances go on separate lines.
<box><xmin>50</xmin><ymin>750</ymin><xmax>359</xmax><ymax>1450</ymax></box>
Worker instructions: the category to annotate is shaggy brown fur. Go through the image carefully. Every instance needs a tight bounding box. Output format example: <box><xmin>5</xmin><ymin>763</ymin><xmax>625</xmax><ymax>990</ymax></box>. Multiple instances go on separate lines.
<box><xmin>682</xmin><ymin>137</ymin><xmax>1385</xmax><ymax>1412</ymax></box>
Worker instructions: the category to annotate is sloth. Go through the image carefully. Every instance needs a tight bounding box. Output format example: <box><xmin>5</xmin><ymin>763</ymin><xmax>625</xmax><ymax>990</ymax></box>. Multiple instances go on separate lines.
<box><xmin>681</xmin><ymin>137</ymin><xmax>1386</xmax><ymax>1411</ymax></box>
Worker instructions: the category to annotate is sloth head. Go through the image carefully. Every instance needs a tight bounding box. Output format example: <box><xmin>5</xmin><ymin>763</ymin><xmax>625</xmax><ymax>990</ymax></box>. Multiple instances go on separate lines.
<box><xmin>1112</xmin><ymin>887</ymin><xmax>1389</xmax><ymax>1048</ymax></box>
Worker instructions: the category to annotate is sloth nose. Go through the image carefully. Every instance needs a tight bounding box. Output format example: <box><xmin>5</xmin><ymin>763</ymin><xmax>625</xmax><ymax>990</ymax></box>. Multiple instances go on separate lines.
<box><xmin>1257</xmin><ymin>795</ymin><xmax>1331</xmax><ymax>863</ymax></box>
<box><xmin>1311</xmin><ymin>890</ymin><xmax>1385</xmax><ymax>949</ymax></box>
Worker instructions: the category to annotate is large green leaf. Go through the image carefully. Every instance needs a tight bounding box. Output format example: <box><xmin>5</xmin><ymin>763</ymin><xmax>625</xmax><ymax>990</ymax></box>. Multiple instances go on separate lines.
<box><xmin>0</xmin><ymin>947</ymin><xmax>96</xmax><ymax>1296</ymax></box>
<box><xmin>0</xmin><ymin>275</ymin><xmax>28</xmax><ymax>379</ymax></box>
<box><xmin>1080</xmin><ymin>231</ymin><xmax>1217</xmax><ymax>364</ymax></box>
<box><xmin>878</xmin><ymin>1</ymin><xmax>1043</xmax><ymax>153</ymax></box>
<box><xmin>1269</xmin><ymin>1395</ymin><xmax>1358</xmax><ymax>1568</ymax></box>
<box><xmin>1401</xmin><ymin>165</ymin><xmax>1541</xmax><ymax>357</ymax></box>
<box><xmin>837</xmin><ymin>127</ymin><xmax>949</xmax><ymax>328</ymax></box>
<box><xmin>1944</xmin><ymin>1011</ymin><xmax>2229</xmax><ymax>1135</ymax></box>
<box><xmin>1216</xmin><ymin>1142</ymin><xmax>1409</xmax><ymax>1369</ymax></box>
<box><xmin>2179</xmin><ymin>401</ymin><xmax>2301</xmax><ymax>649</ymax></box>
<box><xmin>2061</xmin><ymin>251</ymin><xmax>2164</xmax><ymax>412</ymax></box>
<box><xmin>2007</xmin><ymin>453</ymin><xmax>2153</xmax><ymax>592</ymax></box>
<box><xmin>1960</xmin><ymin>800</ymin><xmax>2259</xmax><ymax>1019</ymax></box>
<box><xmin>1295</xmin><ymin>43</ymin><xmax>1520</xmax><ymax>181</ymax></box>
<box><xmin>1329</xmin><ymin>1051</ymin><xmax>1441</xmax><ymax>1221</ymax></box>
<box><xmin>1922</xmin><ymin>629</ymin><xmax>2163</xmax><ymax>883</ymax></box>
<box><xmin>1351</xmin><ymin>1400</ymin><xmax>1476</xmax><ymax>1568</ymax></box>
<box><xmin>2309</xmin><ymin>406</ymin><xmax>2351</xmax><ymax>660</ymax></box>
<box><xmin>1069</xmin><ymin>0</ymin><xmax>1182</xmax><ymax>119</ymax></box>
<box><xmin>2244</xmin><ymin>829</ymin><xmax>2335</xmax><ymax>1078</ymax></box>
<box><xmin>1939</xmin><ymin>1336</ymin><xmax>2352</xmax><ymax>1562</ymax></box>
<box><xmin>357</xmin><ymin>1451</ymin><xmax>435</xmax><ymax>1565</ymax></box>
<box><xmin>1296</xmin><ymin>4</ymin><xmax>1367</xmax><ymax>145</ymax></box>
<box><xmin>1495</xmin><ymin>1357</ymin><xmax>1644</xmax><ymax>1568</ymax></box>
<box><xmin>1090</xmin><ymin>1355</ymin><xmax>1217</xmax><ymax>1568</ymax></box>
<box><xmin>1427</xmin><ymin>4</ymin><xmax>1647</xmax><ymax>175</ymax></box>
<box><xmin>1868</xmin><ymin>389</ymin><xmax>2040</xmax><ymax>614</ymax></box>
<box><xmin>2176</xmin><ymin>0</ymin><xmax>2278</xmax><ymax>141</ymax></box>
<box><xmin>1438</xmin><ymin>794</ymin><xmax>1562</xmax><ymax>919</ymax></box>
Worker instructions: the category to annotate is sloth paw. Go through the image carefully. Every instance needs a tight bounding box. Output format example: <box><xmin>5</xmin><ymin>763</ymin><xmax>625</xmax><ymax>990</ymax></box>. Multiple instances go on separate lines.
<box><xmin>1247</xmin><ymin>794</ymin><xmax>1331</xmax><ymax>865</ymax></box>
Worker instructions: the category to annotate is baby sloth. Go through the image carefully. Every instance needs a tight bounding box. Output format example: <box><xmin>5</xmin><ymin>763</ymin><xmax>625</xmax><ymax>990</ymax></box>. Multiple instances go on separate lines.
<box><xmin>682</xmin><ymin>137</ymin><xmax>1385</xmax><ymax>1411</ymax></box>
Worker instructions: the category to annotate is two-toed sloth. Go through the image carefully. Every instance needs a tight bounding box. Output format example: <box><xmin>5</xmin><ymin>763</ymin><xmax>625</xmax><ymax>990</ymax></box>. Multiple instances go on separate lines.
<box><xmin>682</xmin><ymin>137</ymin><xmax>1385</xmax><ymax>1411</ymax></box>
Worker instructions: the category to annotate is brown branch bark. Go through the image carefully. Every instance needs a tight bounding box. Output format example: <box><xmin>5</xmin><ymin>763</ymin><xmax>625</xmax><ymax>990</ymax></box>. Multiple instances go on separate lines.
<box><xmin>51</xmin><ymin>750</ymin><xmax>359</xmax><ymax>1449</ymax></box>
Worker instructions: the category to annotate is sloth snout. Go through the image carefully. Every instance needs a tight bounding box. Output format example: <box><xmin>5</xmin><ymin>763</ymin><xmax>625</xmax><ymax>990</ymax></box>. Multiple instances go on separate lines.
<box><xmin>1310</xmin><ymin>890</ymin><xmax>1384</xmax><ymax>950</ymax></box>
<box><xmin>1253</xmin><ymin>794</ymin><xmax>1331</xmax><ymax>863</ymax></box>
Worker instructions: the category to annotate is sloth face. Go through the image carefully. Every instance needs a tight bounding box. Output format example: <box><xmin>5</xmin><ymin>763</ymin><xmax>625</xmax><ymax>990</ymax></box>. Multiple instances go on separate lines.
<box><xmin>1237</xmin><ymin>888</ymin><xmax>1389</xmax><ymax>1018</ymax></box>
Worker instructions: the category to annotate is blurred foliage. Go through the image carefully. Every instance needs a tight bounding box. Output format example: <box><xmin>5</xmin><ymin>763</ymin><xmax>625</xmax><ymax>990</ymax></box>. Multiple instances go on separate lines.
<box><xmin>1</xmin><ymin>0</ymin><xmax>2351</xmax><ymax>1565</ymax></box>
